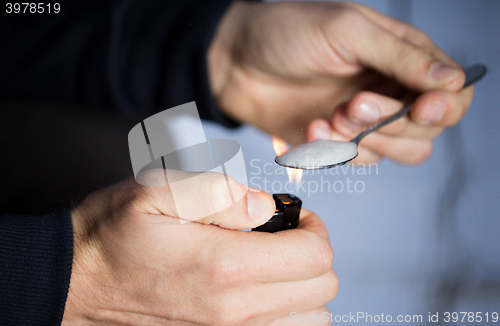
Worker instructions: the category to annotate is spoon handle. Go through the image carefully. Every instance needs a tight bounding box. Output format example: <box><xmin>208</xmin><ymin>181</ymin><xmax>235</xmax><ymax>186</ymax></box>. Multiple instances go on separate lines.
<box><xmin>350</xmin><ymin>64</ymin><xmax>487</xmax><ymax>145</ymax></box>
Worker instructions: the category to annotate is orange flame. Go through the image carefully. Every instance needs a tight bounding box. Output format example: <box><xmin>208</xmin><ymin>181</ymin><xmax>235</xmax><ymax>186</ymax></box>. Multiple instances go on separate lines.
<box><xmin>272</xmin><ymin>136</ymin><xmax>288</xmax><ymax>155</ymax></box>
<box><xmin>272</xmin><ymin>136</ymin><xmax>303</xmax><ymax>185</ymax></box>
<box><xmin>287</xmin><ymin>168</ymin><xmax>303</xmax><ymax>185</ymax></box>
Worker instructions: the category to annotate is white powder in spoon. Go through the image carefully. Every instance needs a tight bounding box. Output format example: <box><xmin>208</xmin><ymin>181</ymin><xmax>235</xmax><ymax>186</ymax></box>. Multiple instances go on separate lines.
<box><xmin>275</xmin><ymin>139</ymin><xmax>358</xmax><ymax>169</ymax></box>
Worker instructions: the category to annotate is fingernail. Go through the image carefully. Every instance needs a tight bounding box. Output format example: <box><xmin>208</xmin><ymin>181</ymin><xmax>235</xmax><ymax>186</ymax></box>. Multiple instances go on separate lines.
<box><xmin>248</xmin><ymin>191</ymin><xmax>275</xmax><ymax>223</ymax></box>
<box><xmin>340</xmin><ymin>115</ymin><xmax>361</xmax><ymax>131</ymax></box>
<box><xmin>420</xmin><ymin>101</ymin><xmax>444</xmax><ymax>124</ymax></box>
<box><xmin>312</xmin><ymin>123</ymin><xmax>331</xmax><ymax>140</ymax></box>
<box><xmin>353</xmin><ymin>101</ymin><xmax>380</xmax><ymax>124</ymax></box>
<box><xmin>430</xmin><ymin>62</ymin><xmax>461</xmax><ymax>84</ymax></box>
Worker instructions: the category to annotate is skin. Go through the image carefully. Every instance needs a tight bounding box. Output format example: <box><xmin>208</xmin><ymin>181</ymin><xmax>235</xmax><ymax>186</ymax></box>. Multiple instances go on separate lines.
<box><xmin>64</xmin><ymin>1</ymin><xmax>476</xmax><ymax>324</ymax></box>
<box><xmin>209</xmin><ymin>1</ymin><xmax>473</xmax><ymax>164</ymax></box>
<box><xmin>63</xmin><ymin>170</ymin><xmax>336</xmax><ymax>325</ymax></box>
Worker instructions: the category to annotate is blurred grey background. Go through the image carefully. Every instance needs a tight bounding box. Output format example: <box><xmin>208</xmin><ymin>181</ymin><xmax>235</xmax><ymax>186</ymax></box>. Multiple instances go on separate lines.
<box><xmin>0</xmin><ymin>0</ymin><xmax>497</xmax><ymax>323</ymax></box>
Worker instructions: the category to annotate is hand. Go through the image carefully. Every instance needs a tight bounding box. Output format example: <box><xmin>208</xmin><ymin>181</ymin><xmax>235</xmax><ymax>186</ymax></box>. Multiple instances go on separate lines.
<box><xmin>208</xmin><ymin>1</ymin><xmax>473</xmax><ymax>164</ymax></box>
<box><xmin>63</xmin><ymin>170</ymin><xmax>337</xmax><ymax>325</ymax></box>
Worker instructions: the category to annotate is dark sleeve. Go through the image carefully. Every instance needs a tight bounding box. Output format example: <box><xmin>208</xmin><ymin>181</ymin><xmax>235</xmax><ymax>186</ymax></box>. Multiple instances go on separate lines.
<box><xmin>0</xmin><ymin>0</ymin><xmax>239</xmax><ymax>127</ymax></box>
<box><xmin>0</xmin><ymin>209</ymin><xmax>74</xmax><ymax>326</ymax></box>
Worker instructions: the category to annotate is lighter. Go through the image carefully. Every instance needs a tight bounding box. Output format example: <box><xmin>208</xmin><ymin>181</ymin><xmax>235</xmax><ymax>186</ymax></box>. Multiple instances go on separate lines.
<box><xmin>252</xmin><ymin>194</ymin><xmax>302</xmax><ymax>233</ymax></box>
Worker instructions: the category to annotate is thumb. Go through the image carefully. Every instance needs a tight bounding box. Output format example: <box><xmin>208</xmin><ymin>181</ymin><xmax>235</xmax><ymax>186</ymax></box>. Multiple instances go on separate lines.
<box><xmin>333</xmin><ymin>12</ymin><xmax>465</xmax><ymax>92</ymax></box>
<box><xmin>140</xmin><ymin>169</ymin><xmax>276</xmax><ymax>230</ymax></box>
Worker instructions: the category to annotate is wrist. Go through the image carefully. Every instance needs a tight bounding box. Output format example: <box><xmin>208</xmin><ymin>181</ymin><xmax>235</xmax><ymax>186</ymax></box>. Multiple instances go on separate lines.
<box><xmin>63</xmin><ymin>197</ymin><xmax>159</xmax><ymax>325</ymax></box>
<box><xmin>62</xmin><ymin>208</ymin><xmax>108</xmax><ymax>324</ymax></box>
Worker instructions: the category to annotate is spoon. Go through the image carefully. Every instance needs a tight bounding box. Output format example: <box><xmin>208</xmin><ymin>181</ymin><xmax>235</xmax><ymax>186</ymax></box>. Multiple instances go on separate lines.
<box><xmin>275</xmin><ymin>64</ymin><xmax>487</xmax><ymax>170</ymax></box>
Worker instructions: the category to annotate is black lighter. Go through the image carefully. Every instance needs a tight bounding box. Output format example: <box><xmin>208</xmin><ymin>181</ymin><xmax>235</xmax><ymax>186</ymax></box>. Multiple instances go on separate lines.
<box><xmin>252</xmin><ymin>194</ymin><xmax>302</xmax><ymax>233</ymax></box>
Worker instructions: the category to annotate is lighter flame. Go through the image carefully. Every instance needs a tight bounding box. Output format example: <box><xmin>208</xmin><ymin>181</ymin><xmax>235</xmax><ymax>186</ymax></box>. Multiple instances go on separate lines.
<box><xmin>273</xmin><ymin>136</ymin><xmax>303</xmax><ymax>184</ymax></box>
<box><xmin>287</xmin><ymin>168</ymin><xmax>303</xmax><ymax>185</ymax></box>
<box><xmin>272</xmin><ymin>136</ymin><xmax>288</xmax><ymax>155</ymax></box>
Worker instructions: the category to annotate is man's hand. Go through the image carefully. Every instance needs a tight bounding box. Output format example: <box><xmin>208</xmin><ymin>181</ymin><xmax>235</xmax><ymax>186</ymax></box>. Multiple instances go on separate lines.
<box><xmin>63</xmin><ymin>170</ymin><xmax>337</xmax><ymax>325</ymax></box>
<box><xmin>208</xmin><ymin>1</ymin><xmax>473</xmax><ymax>164</ymax></box>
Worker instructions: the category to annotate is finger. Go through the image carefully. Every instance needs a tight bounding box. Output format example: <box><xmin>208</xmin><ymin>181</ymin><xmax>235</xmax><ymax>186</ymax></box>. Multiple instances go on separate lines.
<box><xmin>344</xmin><ymin>3</ymin><xmax>455</xmax><ymax>64</ymax></box>
<box><xmin>268</xmin><ymin>306</ymin><xmax>331</xmax><ymax>326</ymax></box>
<box><xmin>341</xmin><ymin>91</ymin><xmax>445</xmax><ymax>138</ymax></box>
<box><xmin>263</xmin><ymin>270</ymin><xmax>337</xmax><ymax>320</ymax></box>
<box><xmin>353</xmin><ymin>133</ymin><xmax>434</xmax><ymax>165</ymax></box>
<box><xmin>411</xmin><ymin>87</ymin><xmax>475</xmax><ymax>126</ymax></box>
<box><xmin>248</xmin><ymin>271</ymin><xmax>337</xmax><ymax>322</ymax></box>
<box><xmin>328</xmin><ymin>11</ymin><xmax>465</xmax><ymax>92</ymax></box>
<box><xmin>312</xmin><ymin>114</ymin><xmax>432</xmax><ymax>164</ymax></box>
<box><xmin>307</xmin><ymin>118</ymin><xmax>334</xmax><ymax>142</ymax></box>
<box><xmin>137</xmin><ymin>169</ymin><xmax>276</xmax><ymax>230</ymax></box>
<box><xmin>330</xmin><ymin>111</ymin><xmax>434</xmax><ymax>164</ymax></box>
<box><xmin>350</xmin><ymin>145</ymin><xmax>383</xmax><ymax>165</ymax></box>
<box><xmin>296</xmin><ymin>207</ymin><xmax>330</xmax><ymax>241</ymax></box>
<box><xmin>209</xmin><ymin>209</ymin><xmax>334</xmax><ymax>285</ymax></box>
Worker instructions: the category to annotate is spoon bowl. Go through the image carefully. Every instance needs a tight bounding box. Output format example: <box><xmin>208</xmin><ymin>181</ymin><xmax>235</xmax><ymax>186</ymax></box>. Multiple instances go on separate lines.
<box><xmin>275</xmin><ymin>139</ymin><xmax>357</xmax><ymax>169</ymax></box>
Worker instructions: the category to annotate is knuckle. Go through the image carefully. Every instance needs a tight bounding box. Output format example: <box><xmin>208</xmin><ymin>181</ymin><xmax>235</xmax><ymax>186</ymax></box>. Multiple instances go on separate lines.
<box><xmin>127</xmin><ymin>175</ymin><xmax>165</xmax><ymax>209</ymax></box>
<box><xmin>328</xmin><ymin>5</ymin><xmax>366</xmax><ymax>31</ymax></box>
<box><xmin>395</xmin><ymin>42</ymin><xmax>434</xmax><ymax>82</ymax></box>
<box><xmin>336</xmin><ymin>5</ymin><xmax>363</xmax><ymax>20</ymax></box>
<box><xmin>391</xmin><ymin>23</ymin><xmax>413</xmax><ymax>40</ymax></box>
<box><xmin>324</xmin><ymin>6</ymin><xmax>371</xmax><ymax>64</ymax></box>
<box><xmin>136</xmin><ymin>168</ymin><xmax>167</xmax><ymax>187</ymax></box>
<box><xmin>418</xmin><ymin>34</ymin><xmax>434</xmax><ymax>51</ymax></box>
<box><xmin>385</xmin><ymin>117</ymin><xmax>410</xmax><ymax>135</ymax></box>
<box><xmin>402</xmin><ymin>25</ymin><xmax>433</xmax><ymax>48</ymax></box>
<box><xmin>395</xmin><ymin>42</ymin><xmax>419</xmax><ymax>69</ymax></box>
<box><xmin>205</xmin><ymin>255</ymin><xmax>245</xmax><ymax>289</ymax></box>
<box><xmin>314</xmin><ymin>239</ymin><xmax>334</xmax><ymax>274</ymax></box>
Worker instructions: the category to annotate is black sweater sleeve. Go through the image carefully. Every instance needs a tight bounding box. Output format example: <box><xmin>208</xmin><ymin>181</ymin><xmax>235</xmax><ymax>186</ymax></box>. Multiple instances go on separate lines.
<box><xmin>0</xmin><ymin>0</ymin><xmax>238</xmax><ymax>127</ymax></box>
<box><xmin>0</xmin><ymin>209</ymin><xmax>73</xmax><ymax>326</ymax></box>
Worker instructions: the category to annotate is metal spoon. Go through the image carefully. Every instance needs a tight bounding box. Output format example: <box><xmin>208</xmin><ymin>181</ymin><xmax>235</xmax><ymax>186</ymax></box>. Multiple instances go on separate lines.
<box><xmin>275</xmin><ymin>64</ymin><xmax>487</xmax><ymax>170</ymax></box>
